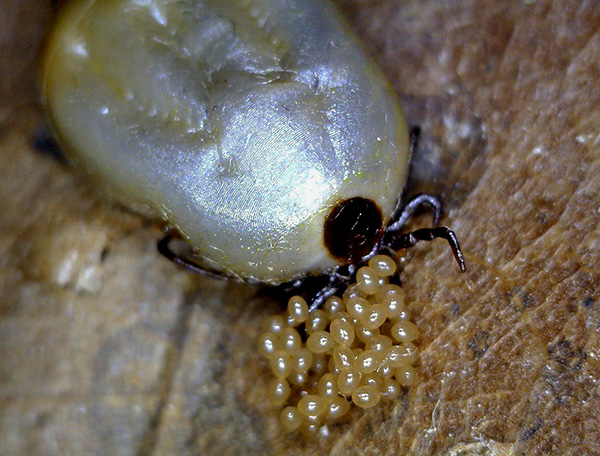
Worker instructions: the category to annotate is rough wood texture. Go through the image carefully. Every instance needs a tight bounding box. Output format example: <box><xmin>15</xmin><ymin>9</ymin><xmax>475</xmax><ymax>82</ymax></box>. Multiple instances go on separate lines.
<box><xmin>2</xmin><ymin>0</ymin><xmax>600</xmax><ymax>455</ymax></box>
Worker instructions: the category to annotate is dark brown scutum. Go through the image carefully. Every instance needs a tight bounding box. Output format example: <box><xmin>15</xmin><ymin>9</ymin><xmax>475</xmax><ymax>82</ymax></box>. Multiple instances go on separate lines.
<box><xmin>323</xmin><ymin>197</ymin><xmax>383</xmax><ymax>263</ymax></box>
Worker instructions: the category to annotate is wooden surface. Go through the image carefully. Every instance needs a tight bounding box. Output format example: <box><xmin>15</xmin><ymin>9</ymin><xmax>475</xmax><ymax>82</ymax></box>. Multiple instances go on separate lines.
<box><xmin>1</xmin><ymin>0</ymin><xmax>600</xmax><ymax>455</ymax></box>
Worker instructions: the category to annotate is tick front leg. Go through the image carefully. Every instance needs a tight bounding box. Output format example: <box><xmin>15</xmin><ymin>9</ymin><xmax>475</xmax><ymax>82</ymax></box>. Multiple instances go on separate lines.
<box><xmin>385</xmin><ymin>227</ymin><xmax>466</xmax><ymax>272</ymax></box>
<box><xmin>388</xmin><ymin>193</ymin><xmax>443</xmax><ymax>232</ymax></box>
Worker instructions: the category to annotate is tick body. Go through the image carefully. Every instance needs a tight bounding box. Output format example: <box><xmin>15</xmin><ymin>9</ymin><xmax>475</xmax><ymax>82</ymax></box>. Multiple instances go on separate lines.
<box><xmin>43</xmin><ymin>0</ymin><xmax>465</xmax><ymax>291</ymax></box>
<box><xmin>43</xmin><ymin>0</ymin><xmax>410</xmax><ymax>284</ymax></box>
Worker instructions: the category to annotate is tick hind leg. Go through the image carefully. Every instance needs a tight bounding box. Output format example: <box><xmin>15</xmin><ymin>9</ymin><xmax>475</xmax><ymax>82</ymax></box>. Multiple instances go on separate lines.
<box><xmin>384</xmin><ymin>194</ymin><xmax>466</xmax><ymax>272</ymax></box>
<box><xmin>158</xmin><ymin>230</ymin><xmax>236</xmax><ymax>281</ymax></box>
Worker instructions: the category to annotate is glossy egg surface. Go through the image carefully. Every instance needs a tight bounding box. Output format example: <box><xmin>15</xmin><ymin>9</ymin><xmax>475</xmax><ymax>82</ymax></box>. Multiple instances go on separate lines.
<box><xmin>43</xmin><ymin>0</ymin><xmax>410</xmax><ymax>283</ymax></box>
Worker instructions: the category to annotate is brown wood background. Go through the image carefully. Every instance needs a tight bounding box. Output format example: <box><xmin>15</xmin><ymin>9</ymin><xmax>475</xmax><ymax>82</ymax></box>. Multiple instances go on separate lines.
<box><xmin>1</xmin><ymin>0</ymin><xmax>600</xmax><ymax>454</ymax></box>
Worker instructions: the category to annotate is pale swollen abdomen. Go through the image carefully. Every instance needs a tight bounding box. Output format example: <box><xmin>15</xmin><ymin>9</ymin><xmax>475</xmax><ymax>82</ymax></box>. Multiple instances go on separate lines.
<box><xmin>42</xmin><ymin>0</ymin><xmax>410</xmax><ymax>283</ymax></box>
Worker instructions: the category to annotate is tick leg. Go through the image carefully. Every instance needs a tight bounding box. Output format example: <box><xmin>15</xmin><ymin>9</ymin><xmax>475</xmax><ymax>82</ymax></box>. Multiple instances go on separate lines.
<box><xmin>389</xmin><ymin>193</ymin><xmax>443</xmax><ymax>232</ymax></box>
<box><xmin>33</xmin><ymin>125</ymin><xmax>66</xmax><ymax>163</ymax></box>
<box><xmin>309</xmin><ymin>285</ymin><xmax>339</xmax><ymax>313</ymax></box>
<box><xmin>410</xmin><ymin>126</ymin><xmax>421</xmax><ymax>156</ymax></box>
<box><xmin>157</xmin><ymin>231</ymin><xmax>231</xmax><ymax>281</ymax></box>
<box><xmin>279</xmin><ymin>265</ymin><xmax>357</xmax><ymax>312</ymax></box>
<box><xmin>307</xmin><ymin>264</ymin><xmax>357</xmax><ymax>312</ymax></box>
<box><xmin>386</xmin><ymin>227</ymin><xmax>466</xmax><ymax>272</ymax></box>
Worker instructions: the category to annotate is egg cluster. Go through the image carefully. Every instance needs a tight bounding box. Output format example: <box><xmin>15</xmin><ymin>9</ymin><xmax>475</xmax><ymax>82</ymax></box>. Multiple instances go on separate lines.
<box><xmin>258</xmin><ymin>254</ymin><xmax>419</xmax><ymax>433</ymax></box>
